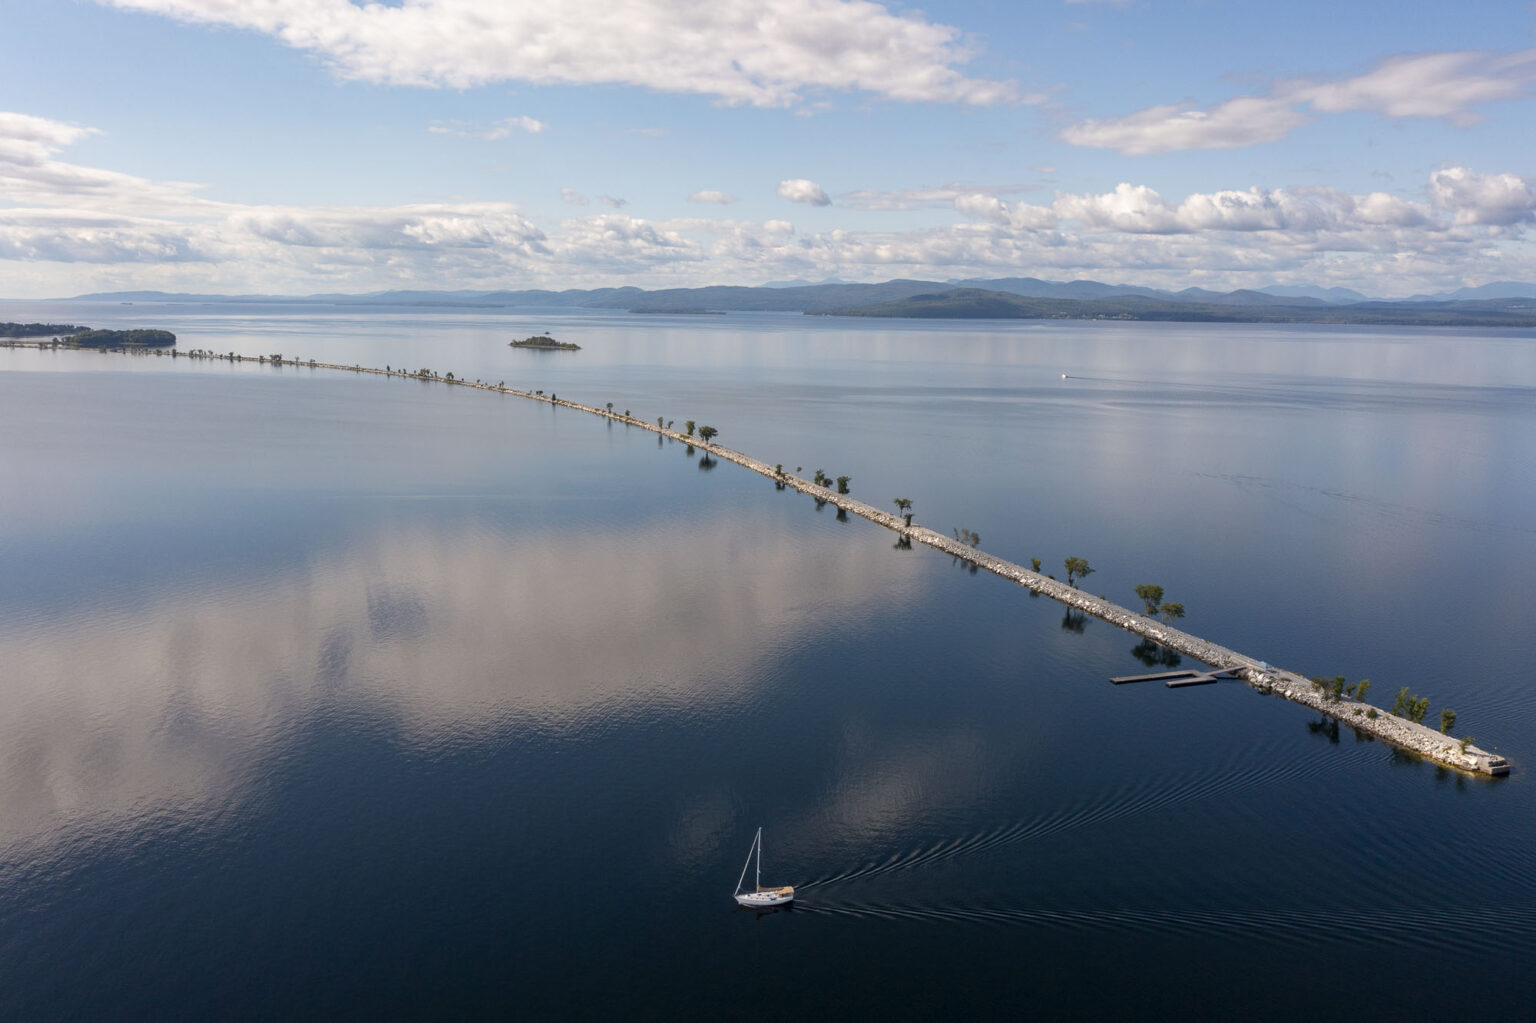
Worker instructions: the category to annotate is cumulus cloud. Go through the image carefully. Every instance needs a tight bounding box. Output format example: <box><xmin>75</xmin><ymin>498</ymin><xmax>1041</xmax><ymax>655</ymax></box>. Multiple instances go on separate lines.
<box><xmin>1048</xmin><ymin>182</ymin><xmax>1436</xmax><ymax>235</ymax></box>
<box><xmin>953</xmin><ymin>193</ymin><xmax>1057</xmax><ymax>230</ymax></box>
<box><xmin>428</xmin><ymin>115</ymin><xmax>546</xmax><ymax>139</ymax></box>
<box><xmin>777</xmin><ymin>179</ymin><xmax>831</xmax><ymax>206</ymax></box>
<box><xmin>98</xmin><ymin>0</ymin><xmax>1020</xmax><ymax>108</ymax></box>
<box><xmin>1062</xmin><ymin>48</ymin><xmax>1536</xmax><ymax>153</ymax></box>
<box><xmin>688</xmin><ymin>190</ymin><xmax>739</xmax><ymax>205</ymax></box>
<box><xmin>555</xmin><ymin>213</ymin><xmax>702</xmax><ymax>269</ymax></box>
<box><xmin>0</xmin><ymin>209</ymin><xmax>214</xmax><ymax>264</ymax></box>
<box><xmin>1053</xmin><ymin>183</ymin><xmax>1182</xmax><ymax>233</ymax></box>
<box><xmin>227</xmin><ymin>203</ymin><xmax>547</xmax><ymax>253</ymax></box>
<box><xmin>3</xmin><ymin>111</ymin><xmax>1532</xmax><ymax>298</ymax></box>
<box><xmin>1429</xmin><ymin>167</ymin><xmax>1536</xmax><ymax>226</ymax></box>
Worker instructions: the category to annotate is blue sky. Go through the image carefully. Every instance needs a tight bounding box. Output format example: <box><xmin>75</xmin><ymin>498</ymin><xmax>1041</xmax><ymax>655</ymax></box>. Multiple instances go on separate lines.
<box><xmin>2</xmin><ymin>0</ymin><xmax>1533</xmax><ymax>297</ymax></box>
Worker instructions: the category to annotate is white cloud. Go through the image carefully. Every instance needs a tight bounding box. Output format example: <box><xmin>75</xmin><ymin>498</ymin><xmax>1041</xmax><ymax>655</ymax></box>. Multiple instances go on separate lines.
<box><xmin>0</xmin><ymin>209</ymin><xmax>214</xmax><ymax>264</ymax></box>
<box><xmin>1062</xmin><ymin>48</ymin><xmax>1536</xmax><ymax>153</ymax></box>
<box><xmin>554</xmin><ymin>213</ymin><xmax>702</xmax><ymax>269</ymax></box>
<box><xmin>560</xmin><ymin>188</ymin><xmax>589</xmax><ymax>206</ymax></box>
<box><xmin>1049</xmin><ymin>182</ymin><xmax>1436</xmax><ymax>235</ymax></box>
<box><xmin>688</xmin><ymin>190</ymin><xmax>739</xmax><ymax>205</ymax></box>
<box><xmin>1429</xmin><ymin>167</ymin><xmax>1536</xmax><ymax>226</ymax></box>
<box><xmin>841</xmin><ymin>183</ymin><xmax>1032</xmax><ymax>211</ymax></box>
<box><xmin>227</xmin><ymin>203</ymin><xmax>547</xmax><ymax>253</ymax></box>
<box><xmin>428</xmin><ymin>115</ymin><xmax>546</xmax><ymax>140</ymax></box>
<box><xmin>1053</xmin><ymin>183</ymin><xmax>1182</xmax><ymax>233</ymax></box>
<box><xmin>1060</xmin><ymin>97</ymin><xmax>1310</xmax><ymax>155</ymax></box>
<box><xmin>500</xmin><ymin>115</ymin><xmax>547</xmax><ymax>136</ymax></box>
<box><xmin>0</xmin><ymin>112</ymin><xmax>98</xmax><ymax>159</ymax></box>
<box><xmin>1</xmin><ymin>112</ymin><xmax>1531</xmax><ymax>298</ymax></box>
<box><xmin>953</xmin><ymin>193</ymin><xmax>1057</xmax><ymax>230</ymax></box>
<box><xmin>1298</xmin><ymin>50</ymin><xmax>1536</xmax><ymax>122</ymax></box>
<box><xmin>778</xmin><ymin>179</ymin><xmax>831</xmax><ymax>206</ymax></box>
<box><xmin>0</xmin><ymin>111</ymin><xmax>212</xmax><ymax>214</ymax></box>
<box><xmin>98</xmin><ymin>0</ymin><xmax>1021</xmax><ymax>108</ymax></box>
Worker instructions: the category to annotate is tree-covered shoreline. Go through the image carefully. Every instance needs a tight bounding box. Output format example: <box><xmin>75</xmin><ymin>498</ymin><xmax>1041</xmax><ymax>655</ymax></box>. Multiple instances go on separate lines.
<box><xmin>810</xmin><ymin>288</ymin><xmax>1536</xmax><ymax>327</ymax></box>
<box><xmin>65</xmin><ymin>329</ymin><xmax>177</xmax><ymax>347</ymax></box>
<box><xmin>1</xmin><ymin>322</ymin><xmax>88</xmax><ymax>338</ymax></box>
<box><xmin>2</xmin><ymin>325</ymin><xmax>177</xmax><ymax>346</ymax></box>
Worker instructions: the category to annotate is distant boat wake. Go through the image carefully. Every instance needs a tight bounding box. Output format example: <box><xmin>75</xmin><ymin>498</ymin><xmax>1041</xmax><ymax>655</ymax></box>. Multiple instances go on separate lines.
<box><xmin>798</xmin><ymin>738</ymin><xmax>1345</xmax><ymax>890</ymax></box>
<box><xmin>788</xmin><ymin>900</ymin><xmax>1536</xmax><ymax>950</ymax></box>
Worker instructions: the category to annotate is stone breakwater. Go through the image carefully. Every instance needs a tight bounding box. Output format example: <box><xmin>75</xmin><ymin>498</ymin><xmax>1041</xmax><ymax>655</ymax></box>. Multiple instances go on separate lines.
<box><xmin>33</xmin><ymin>347</ymin><xmax>1511</xmax><ymax>777</ymax></box>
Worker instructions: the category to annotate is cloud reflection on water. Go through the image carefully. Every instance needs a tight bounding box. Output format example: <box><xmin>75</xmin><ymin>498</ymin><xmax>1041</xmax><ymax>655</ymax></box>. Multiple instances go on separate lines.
<box><xmin>0</xmin><ymin>515</ymin><xmax>918</xmax><ymax>851</ymax></box>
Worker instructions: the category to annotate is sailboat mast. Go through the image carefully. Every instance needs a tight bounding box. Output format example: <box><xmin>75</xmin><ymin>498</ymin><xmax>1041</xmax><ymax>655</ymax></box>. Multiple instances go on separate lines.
<box><xmin>735</xmin><ymin>829</ymin><xmax>757</xmax><ymax>896</ymax></box>
<box><xmin>755</xmin><ymin>827</ymin><xmax>762</xmax><ymax>891</ymax></box>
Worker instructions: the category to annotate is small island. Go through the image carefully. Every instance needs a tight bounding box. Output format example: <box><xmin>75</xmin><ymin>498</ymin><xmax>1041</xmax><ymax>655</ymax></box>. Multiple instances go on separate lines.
<box><xmin>1</xmin><ymin>325</ymin><xmax>176</xmax><ymax>348</ymax></box>
<box><xmin>67</xmin><ymin>328</ymin><xmax>177</xmax><ymax>347</ymax></box>
<box><xmin>508</xmin><ymin>335</ymin><xmax>580</xmax><ymax>350</ymax></box>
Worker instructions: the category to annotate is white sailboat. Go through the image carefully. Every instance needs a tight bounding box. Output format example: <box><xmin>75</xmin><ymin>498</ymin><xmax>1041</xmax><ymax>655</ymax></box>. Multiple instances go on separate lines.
<box><xmin>733</xmin><ymin>827</ymin><xmax>795</xmax><ymax>907</ymax></box>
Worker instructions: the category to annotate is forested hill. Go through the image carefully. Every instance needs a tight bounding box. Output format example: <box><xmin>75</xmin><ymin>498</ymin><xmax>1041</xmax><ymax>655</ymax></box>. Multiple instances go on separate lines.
<box><xmin>811</xmin><ymin>289</ymin><xmax>1536</xmax><ymax>328</ymax></box>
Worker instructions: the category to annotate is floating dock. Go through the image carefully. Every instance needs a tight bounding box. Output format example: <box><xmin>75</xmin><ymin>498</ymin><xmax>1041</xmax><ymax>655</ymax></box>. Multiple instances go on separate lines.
<box><xmin>1113</xmin><ymin>669</ymin><xmax>1214</xmax><ymax>685</ymax></box>
<box><xmin>1111</xmin><ymin>669</ymin><xmax>1244</xmax><ymax>687</ymax></box>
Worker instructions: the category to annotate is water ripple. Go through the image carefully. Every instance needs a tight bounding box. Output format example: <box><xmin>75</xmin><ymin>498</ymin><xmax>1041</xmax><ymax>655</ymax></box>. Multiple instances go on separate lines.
<box><xmin>800</xmin><ymin>735</ymin><xmax>1354</xmax><ymax>889</ymax></box>
<box><xmin>792</xmin><ymin>899</ymin><xmax>1536</xmax><ymax>953</ymax></box>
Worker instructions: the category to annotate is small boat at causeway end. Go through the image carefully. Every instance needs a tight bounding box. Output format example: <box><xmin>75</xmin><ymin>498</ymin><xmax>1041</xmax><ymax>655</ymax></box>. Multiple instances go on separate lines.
<box><xmin>733</xmin><ymin>826</ymin><xmax>794</xmax><ymax>907</ymax></box>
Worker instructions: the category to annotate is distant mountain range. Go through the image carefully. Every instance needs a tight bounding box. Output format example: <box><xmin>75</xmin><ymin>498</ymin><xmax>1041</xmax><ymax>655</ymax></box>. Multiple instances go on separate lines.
<box><xmin>812</xmin><ymin>288</ymin><xmax>1536</xmax><ymax>327</ymax></box>
<box><xmin>59</xmin><ymin>277</ymin><xmax>1536</xmax><ymax>327</ymax></box>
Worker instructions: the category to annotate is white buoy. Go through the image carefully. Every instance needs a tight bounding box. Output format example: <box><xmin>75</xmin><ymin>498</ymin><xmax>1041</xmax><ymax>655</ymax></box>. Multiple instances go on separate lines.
<box><xmin>1061</xmin><ymin>373</ymin><xmax>1069</xmax><ymax>379</ymax></box>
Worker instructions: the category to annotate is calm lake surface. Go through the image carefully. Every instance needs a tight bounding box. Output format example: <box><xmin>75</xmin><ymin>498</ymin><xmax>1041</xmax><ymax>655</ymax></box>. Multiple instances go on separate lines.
<box><xmin>1</xmin><ymin>304</ymin><xmax>1534</xmax><ymax>1019</ymax></box>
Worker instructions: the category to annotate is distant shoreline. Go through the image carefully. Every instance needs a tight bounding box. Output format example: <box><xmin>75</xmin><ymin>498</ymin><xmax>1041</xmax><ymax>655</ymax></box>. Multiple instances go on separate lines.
<box><xmin>31</xmin><ymin>276</ymin><xmax>1536</xmax><ymax>327</ymax></box>
<box><xmin>809</xmin><ymin>288</ymin><xmax>1536</xmax><ymax>328</ymax></box>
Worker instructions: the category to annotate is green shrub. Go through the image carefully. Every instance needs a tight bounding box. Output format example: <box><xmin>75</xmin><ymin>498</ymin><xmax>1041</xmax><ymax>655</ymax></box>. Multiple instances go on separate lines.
<box><xmin>1392</xmin><ymin>686</ymin><xmax>1431</xmax><ymax>724</ymax></box>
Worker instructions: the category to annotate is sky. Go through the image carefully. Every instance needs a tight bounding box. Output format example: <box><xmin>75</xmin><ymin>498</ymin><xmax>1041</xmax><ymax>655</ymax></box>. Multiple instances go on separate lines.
<box><xmin>1</xmin><ymin>0</ymin><xmax>1534</xmax><ymax>298</ymax></box>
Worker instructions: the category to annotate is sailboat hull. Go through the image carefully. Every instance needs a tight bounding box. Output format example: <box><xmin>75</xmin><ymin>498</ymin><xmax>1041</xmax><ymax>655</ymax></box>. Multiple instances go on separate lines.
<box><xmin>734</xmin><ymin>887</ymin><xmax>795</xmax><ymax>907</ymax></box>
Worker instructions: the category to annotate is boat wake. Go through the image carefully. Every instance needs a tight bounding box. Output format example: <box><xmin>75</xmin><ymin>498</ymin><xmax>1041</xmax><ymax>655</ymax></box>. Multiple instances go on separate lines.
<box><xmin>798</xmin><ymin>738</ymin><xmax>1346</xmax><ymax>890</ymax></box>
<box><xmin>790</xmin><ymin>899</ymin><xmax>1536</xmax><ymax>951</ymax></box>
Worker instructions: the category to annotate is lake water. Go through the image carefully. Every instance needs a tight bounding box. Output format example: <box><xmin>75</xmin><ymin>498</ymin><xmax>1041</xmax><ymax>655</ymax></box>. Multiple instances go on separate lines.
<box><xmin>2</xmin><ymin>305</ymin><xmax>1534</xmax><ymax>1019</ymax></box>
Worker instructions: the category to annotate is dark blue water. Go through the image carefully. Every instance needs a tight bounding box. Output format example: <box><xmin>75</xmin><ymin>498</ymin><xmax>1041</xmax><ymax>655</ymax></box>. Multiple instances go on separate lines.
<box><xmin>1</xmin><ymin>308</ymin><xmax>1533</xmax><ymax>1019</ymax></box>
